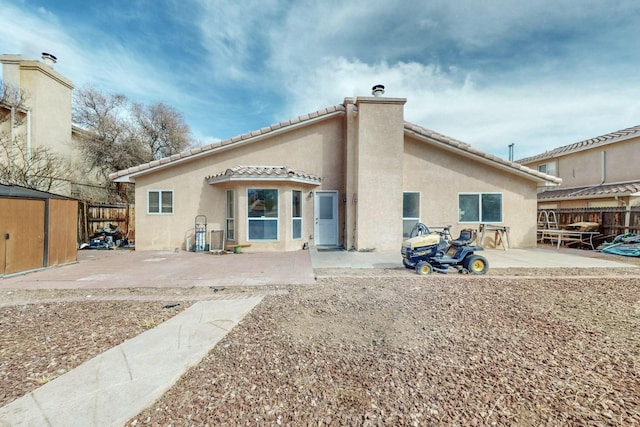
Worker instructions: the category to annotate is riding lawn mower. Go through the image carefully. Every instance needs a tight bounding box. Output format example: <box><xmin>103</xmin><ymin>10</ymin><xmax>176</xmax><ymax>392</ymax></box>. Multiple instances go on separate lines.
<box><xmin>401</xmin><ymin>224</ymin><xmax>489</xmax><ymax>275</ymax></box>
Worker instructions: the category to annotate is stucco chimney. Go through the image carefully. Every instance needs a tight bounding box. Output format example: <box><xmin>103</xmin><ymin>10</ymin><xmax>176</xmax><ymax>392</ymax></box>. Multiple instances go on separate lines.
<box><xmin>371</xmin><ymin>84</ymin><xmax>385</xmax><ymax>97</ymax></box>
<box><xmin>41</xmin><ymin>52</ymin><xmax>57</xmax><ymax>68</ymax></box>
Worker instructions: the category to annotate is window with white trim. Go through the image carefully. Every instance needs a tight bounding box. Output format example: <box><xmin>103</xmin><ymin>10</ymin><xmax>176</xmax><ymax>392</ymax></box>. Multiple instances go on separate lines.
<box><xmin>537</xmin><ymin>161</ymin><xmax>557</xmax><ymax>176</ymax></box>
<box><xmin>226</xmin><ymin>190</ymin><xmax>235</xmax><ymax>241</ymax></box>
<box><xmin>247</xmin><ymin>188</ymin><xmax>278</xmax><ymax>240</ymax></box>
<box><xmin>403</xmin><ymin>192</ymin><xmax>420</xmax><ymax>237</ymax></box>
<box><xmin>147</xmin><ymin>190</ymin><xmax>173</xmax><ymax>214</ymax></box>
<box><xmin>292</xmin><ymin>190</ymin><xmax>302</xmax><ymax>240</ymax></box>
<box><xmin>458</xmin><ymin>193</ymin><xmax>502</xmax><ymax>223</ymax></box>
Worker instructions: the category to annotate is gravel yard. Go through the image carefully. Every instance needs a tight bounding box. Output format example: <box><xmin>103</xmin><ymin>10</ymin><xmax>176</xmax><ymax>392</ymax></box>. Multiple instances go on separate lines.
<box><xmin>1</xmin><ymin>260</ymin><xmax>640</xmax><ymax>426</ymax></box>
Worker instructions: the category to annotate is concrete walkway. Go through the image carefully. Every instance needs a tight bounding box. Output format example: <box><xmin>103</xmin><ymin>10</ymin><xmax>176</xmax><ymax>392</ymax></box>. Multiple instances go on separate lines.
<box><xmin>0</xmin><ymin>297</ymin><xmax>263</xmax><ymax>427</ymax></box>
<box><xmin>308</xmin><ymin>246</ymin><xmax>635</xmax><ymax>269</ymax></box>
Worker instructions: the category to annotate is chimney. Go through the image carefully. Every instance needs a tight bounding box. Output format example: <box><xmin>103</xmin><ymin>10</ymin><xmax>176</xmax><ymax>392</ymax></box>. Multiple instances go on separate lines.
<box><xmin>371</xmin><ymin>84</ymin><xmax>385</xmax><ymax>97</ymax></box>
<box><xmin>41</xmin><ymin>52</ymin><xmax>57</xmax><ymax>68</ymax></box>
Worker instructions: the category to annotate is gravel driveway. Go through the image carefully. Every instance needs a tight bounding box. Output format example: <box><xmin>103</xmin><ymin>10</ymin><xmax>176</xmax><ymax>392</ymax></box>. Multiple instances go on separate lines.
<box><xmin>2</xmin><ymin>259</ymin><xmax>640</xmax><ymax>426</ymax></box>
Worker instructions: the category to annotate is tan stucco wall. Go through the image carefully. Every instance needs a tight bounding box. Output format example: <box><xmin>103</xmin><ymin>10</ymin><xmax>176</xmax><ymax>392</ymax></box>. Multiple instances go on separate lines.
<box><xmin>525</xmin><ymin>137</ymin><xmax>640</xmax><ymax>188</ymax></box>
<box><xmin>131</xmin><ymin>97</ymin><xmax>543</xmax><ymax>252</ymax></box>
<box><xmin>18</xmin><ymin>61</ymin><xmax>74</xmax><ymax>158</ymax></box>
<box><xmin>134</xmin><ymin>116</ymin><xmax>346</xmax><ymax>251</ymax></box>
<box><xmin>350</xmin><ymin>97</ymin><xmax>406</xmax><ymax>251</ymax></box>
<box><xmin>404</xmin><ymin>137</ymin><xmax>540</xmax><ymax>248</ymax></box>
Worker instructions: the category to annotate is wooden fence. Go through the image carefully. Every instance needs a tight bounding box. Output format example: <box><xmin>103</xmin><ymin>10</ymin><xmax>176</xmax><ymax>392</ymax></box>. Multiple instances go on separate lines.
<box><xmin>539</xmin><ymin>206</ymin><xmax>640</xmax><ymax>240</ymax></box>
<box><xmin>78</xmin><ymin>202</ymin><xmax>135</xmax><ymax>245</ymax></box>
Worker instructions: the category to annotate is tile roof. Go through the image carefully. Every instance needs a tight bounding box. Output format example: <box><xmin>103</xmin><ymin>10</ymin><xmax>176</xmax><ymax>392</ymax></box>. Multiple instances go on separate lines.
<box><xmin>206</xmin><ymin>166</ymin><xmax>321</xmax><ymax>184</ymax></box>
<box><xmin>108</xmin><ymin>101</ymin><xmax>560</xmax><ymax>186</ymax></box>
<box><xmin>109</xmin><ymin>104</ymin><xmax>346</xmax><ymax>181</ymax></box>
<box><xmin>537</xmin><ymin>180</ymin><xmax>640</xmax><ymax>200</ymax></box>
<box><xmin>518</xmin><ymin>124</ymin><xmax>640</xmax><ymax>164</ymax></box>
<box><xmin>404</xmin><ymin>122</ymin><xmax>561</xmax><ymax>184</ymax></box>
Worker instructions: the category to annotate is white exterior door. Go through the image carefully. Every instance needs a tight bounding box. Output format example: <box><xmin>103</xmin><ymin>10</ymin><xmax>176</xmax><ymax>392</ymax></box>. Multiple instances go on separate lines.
<box><xmin>315</xmin><ymin>191</ymin><xmax>338</xmax><ymax>246</ymax></box>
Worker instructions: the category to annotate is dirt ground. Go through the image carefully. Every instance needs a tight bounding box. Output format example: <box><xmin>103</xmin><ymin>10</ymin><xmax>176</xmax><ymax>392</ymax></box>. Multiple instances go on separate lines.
<box><xmin>1</xmin><ymin>252</ymin><xmax>639</xmax><ymax>426</ymax></box>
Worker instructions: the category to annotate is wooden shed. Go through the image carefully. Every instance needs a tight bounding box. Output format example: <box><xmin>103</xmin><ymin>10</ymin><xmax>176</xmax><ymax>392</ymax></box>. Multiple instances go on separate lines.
<box><xmin>0</xmin><ymin>184</ymin><xmax>78</xmax><ymax>277</ymax></box>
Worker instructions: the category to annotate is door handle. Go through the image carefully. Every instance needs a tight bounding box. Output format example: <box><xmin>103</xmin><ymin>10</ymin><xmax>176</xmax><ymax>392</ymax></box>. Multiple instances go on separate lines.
<box><xmin>4</xmin><ymin>233</ymin><xmax>9</xmax><ymax>240</ymax></box>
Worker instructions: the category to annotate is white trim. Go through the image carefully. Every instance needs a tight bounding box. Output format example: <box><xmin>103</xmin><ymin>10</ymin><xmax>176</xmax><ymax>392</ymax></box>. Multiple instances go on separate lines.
<box><xmin>314</xmin><ymin>190</ymin><xmax>339</xmax><ymax>246</ymax></box>
<box><xmin>458</xmin><ymin>192</ymin><xmax>503</xmax><ymax>224</ymax></box>
<box><xmin>226</xmin><ymin>189</ymin><xmax>235</xmax><ymax>242</ymax></box>
<box><xmin>291</xmin><ymin>190</ymin><xmax>303</xmax><ymax>240</ymax></box>
<box><xmin>246</xmin><ymin>188</ymin><xmax>279</xmax><ymax>242</ymax></box>
<box><xmin>147</xmin><ymin>189</ymin><xmax>173</xmax><ymax>215</ymax></box>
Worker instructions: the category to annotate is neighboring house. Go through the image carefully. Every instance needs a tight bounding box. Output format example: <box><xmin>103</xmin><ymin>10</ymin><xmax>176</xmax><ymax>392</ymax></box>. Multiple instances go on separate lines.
<box><xmin>0</xmin><ymin>53</ymin><xmax>103</xmax><ymax>199</ymax></box>
<box><xmin>111</xmin><ymin>89</ymin><xmax>559</xmax><ymax>253</ymax></box>
<box><xmin>0</xmin><ymin>184</ymin><xmax>77</xmax><ymax>276</ymax></box>
<box><xmin>518</xmin><ymin>125</ymin><xmax>640</xmax><ymax>210</ymax></box>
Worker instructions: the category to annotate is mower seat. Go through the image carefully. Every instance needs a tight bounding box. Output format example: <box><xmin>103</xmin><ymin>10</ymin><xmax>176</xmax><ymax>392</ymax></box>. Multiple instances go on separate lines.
<box><xmin>451</xmin><ymin>229</ymin><xmax>475</xmax><ymax>247</ymax></box>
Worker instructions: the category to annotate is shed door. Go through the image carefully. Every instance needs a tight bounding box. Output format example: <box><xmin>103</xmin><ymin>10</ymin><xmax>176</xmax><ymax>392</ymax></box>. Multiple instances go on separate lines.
<box><xmin>0</xmin><ymin>198</ymin><xmax>46</xmax><ymax>275</ymax></box>
<box><xmin>314</xmin><ymin>191</ymin><xmax>338</xmax><ymax>246</ymax></box>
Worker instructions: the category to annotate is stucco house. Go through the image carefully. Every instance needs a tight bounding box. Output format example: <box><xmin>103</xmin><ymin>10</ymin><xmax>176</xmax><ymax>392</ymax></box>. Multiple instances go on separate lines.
<box><xmin>518</xmin><ymin>125</ymin><xmax>640</xmax><ymax>210</ymax></box>
<box><xmin>0</xmin><ymin>53</ymin><xmax>106</xmax><ymax>200</ymax></box>
<box><xmin>110</xmin><ymin>88</ymin><xmax>560</xmax><ymax>253</ymax></box>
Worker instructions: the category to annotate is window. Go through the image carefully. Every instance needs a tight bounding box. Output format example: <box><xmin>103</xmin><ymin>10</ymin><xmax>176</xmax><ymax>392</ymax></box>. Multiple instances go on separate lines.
<box><xmin>292</xmin><ymin>190</ymin><xmax>302</xmax><ymax>240</ymax></box>
<box><xmin>247</xmin><ymin>189</ymin><xmax>278</xmax><ymax>240</ymax></box>
<box><xmin>458</xmin><ymin>193</ymin><xmax>502</xmax><ymax>223</ymax></box>
<box><xmin>537</xmin><ymin>161</ymin><xmax>557</xmax><ymax>176</ymax></box>
<box><xmin>147</xmin><ymin>190</ymin><xmax>173</xmax><ymax>214</ymax></box>
<box><xmin>403</xmin><ymin>192</ymin><xmax>420</xmax><ymax>237</ymax></box>
<box><xmin>226</xmin><ymin>190</ymin><xmax>235</xmax><ymax>241</ymax></box>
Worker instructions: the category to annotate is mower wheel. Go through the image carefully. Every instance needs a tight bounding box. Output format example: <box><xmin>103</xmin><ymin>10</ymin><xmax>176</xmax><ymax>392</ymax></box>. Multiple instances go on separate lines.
<box><xmin>463</xmin><ymin>255</ymin><xmax>489</xmax><ymax>275</ymax></box>
<box><xmin>415</xmin><ymin>261</ymin><xmax>433</xmax><ymax>275</ymax></box>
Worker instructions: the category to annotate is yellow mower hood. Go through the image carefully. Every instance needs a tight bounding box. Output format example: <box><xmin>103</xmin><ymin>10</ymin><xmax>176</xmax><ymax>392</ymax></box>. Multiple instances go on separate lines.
<box><xmin>402</xmin><ymin>233</ymin><xmax>440</xmax><ymax>250</ymax></box>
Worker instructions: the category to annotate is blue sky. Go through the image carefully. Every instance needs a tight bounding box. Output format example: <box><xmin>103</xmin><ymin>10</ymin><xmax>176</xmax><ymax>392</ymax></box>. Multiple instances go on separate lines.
<box><xmin>2</xmin><ymin>0</ymin><xmax>640</xmax><ymax>160</ymax></box>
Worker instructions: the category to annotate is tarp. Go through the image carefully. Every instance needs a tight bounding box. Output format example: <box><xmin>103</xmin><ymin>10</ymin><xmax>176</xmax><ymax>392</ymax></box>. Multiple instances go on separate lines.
<box><xmin>599</xmin><ymin>233</ymin><xmax>640</xmax><ymax>257</ymax></box>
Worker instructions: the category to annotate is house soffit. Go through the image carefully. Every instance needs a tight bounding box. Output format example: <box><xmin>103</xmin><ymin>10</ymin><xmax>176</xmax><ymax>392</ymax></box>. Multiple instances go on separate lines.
<box><xmin>206</xmin><ymin>166</ymin><xmax>321</xmax><ymax>186</ymax></box>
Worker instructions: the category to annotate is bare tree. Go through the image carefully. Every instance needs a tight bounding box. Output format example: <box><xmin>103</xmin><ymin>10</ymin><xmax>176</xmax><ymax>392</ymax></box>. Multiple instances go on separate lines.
<box><xmin>72</xmin><ymin>86</ymin><xmax>150</xmax><ymax>182</ymax></box>
<box><xmin>73</xmin><ymin>87</ymin><xmax>194</xmax><ymax>202</ymax></box>
<box><xmin>0</xmin><ymin>139</ymin><xmax>73</xmax><ymax>192</ymax></box>
<box><xmin>132</xmin><ymin>101</ymin><xmax>192</xmax><ymax>159</ymax></box>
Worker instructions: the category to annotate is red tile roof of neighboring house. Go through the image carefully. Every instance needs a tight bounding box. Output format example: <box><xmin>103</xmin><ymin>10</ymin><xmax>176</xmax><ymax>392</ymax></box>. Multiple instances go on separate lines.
<box><xmin>537</xmin><ymin>180</ymin><xmax>640</xmax><ymax>200</ymax></box>
<box><xmin>206</xmin><ymin>166</ymin><xmax>321</xmax><ymax>185</ymax></box>
<box><xmin>109</xmin><ymin>102</ymin><xmax>560</xmax><ymax>185</ymax></box>
<box><xmin>518</xmin><ymin>124</ymin><xmax>640</xmax><ymax>164</ymax></box>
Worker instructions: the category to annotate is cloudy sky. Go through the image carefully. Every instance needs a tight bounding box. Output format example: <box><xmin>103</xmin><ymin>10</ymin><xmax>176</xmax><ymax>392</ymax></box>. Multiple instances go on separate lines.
<box><xmin>2</xmin><ymin>0</ymin><xmax>639</xmax><ymax>160</ymax></box>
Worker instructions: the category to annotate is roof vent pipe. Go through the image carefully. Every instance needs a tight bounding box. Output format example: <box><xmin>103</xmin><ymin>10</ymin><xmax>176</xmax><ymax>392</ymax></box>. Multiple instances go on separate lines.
<box><xmin>41</xmin><ymin>52</ymin><xmax>57</xmax><ymax>68</ymax></box>
<box><xmin>371</xmin><ymin>84</ymin><xmax>385</xmax><ymax>97</ymax></box>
